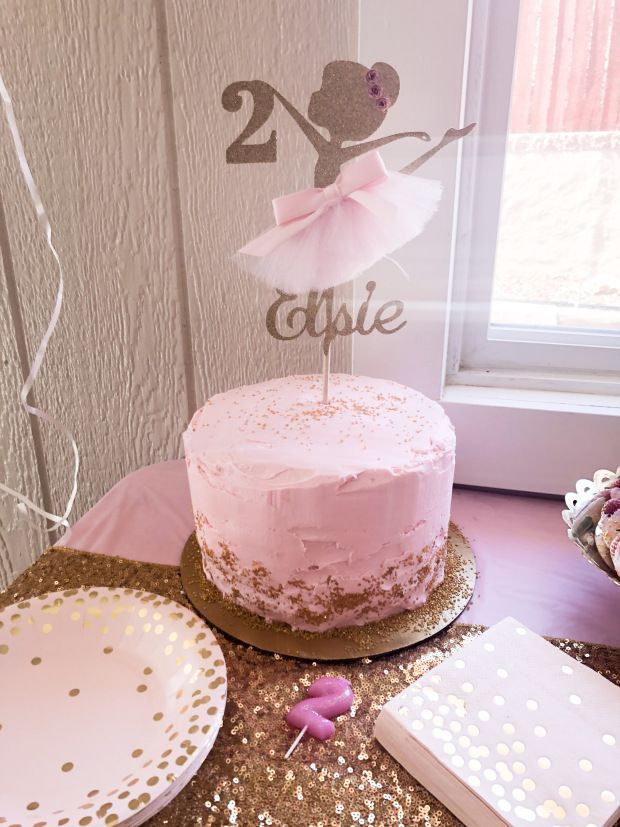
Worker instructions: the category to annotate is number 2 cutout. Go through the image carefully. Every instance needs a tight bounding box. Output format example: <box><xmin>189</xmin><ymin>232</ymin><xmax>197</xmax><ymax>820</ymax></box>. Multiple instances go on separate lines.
<box><xmin>222</xmin><ymin>80</ymin><xmax>277</xmax><ymax>164</ymax></box>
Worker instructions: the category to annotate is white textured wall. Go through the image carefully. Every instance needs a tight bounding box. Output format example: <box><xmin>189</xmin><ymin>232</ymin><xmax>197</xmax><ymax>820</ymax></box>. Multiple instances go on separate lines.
<box><xmin>0</xmin><ymin>0</ymin><xmax>357</xmax><ymax>587</ymax></box>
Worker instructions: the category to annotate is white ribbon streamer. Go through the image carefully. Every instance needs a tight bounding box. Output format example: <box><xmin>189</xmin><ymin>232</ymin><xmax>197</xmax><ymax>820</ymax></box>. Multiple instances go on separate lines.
<box><xmin>0</xmin><ymin>71</ymin><xmax>79</xmax><ymax>532</ymax></box>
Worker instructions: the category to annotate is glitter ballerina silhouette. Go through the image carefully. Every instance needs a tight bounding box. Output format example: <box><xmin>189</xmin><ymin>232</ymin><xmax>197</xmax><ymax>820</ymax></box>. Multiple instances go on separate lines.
<box><xmin>223</xmin><ymin>60</ymin><xmax>474</xmax><ymax>187</ymax></box>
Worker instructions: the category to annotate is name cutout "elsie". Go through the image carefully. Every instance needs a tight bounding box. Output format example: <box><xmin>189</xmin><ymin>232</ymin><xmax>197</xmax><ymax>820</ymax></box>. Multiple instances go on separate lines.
<box><xmin>266</xmin><ymin>281</ymin><xmax>405</xmax><ymax>355</ymax></box>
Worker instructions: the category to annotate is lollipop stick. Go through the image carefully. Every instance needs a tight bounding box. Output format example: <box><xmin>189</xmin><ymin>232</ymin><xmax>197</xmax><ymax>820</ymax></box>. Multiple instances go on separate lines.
<box><xmin>284</xmin><ymin>724</ymin><xmax>308</xmax><ymax>759</ymax></box>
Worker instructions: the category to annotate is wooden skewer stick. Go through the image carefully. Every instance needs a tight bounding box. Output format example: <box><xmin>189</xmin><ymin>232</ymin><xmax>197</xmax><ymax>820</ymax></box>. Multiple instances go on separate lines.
<box><xmin>284</xmin><ymin>724</ymin><xmax>308</xmax><ymax>760</ymax></box>
<box><xmin>322</xmin><ymin>345</ymin><xmax>331</xmax><ymax>404</ymax></box>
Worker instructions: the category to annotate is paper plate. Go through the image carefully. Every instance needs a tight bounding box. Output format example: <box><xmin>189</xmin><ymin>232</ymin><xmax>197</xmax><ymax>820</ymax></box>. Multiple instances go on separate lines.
<box><xmin>0</xmin><ymin>587</ymin><xmax>226</xmax><ymax>827</ymax></box>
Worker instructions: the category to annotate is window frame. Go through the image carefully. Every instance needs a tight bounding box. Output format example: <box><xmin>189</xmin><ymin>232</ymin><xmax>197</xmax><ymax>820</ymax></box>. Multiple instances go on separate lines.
<box><xmin>451</xmin><ymin>0</ymin><xmax>620</xmax><ymax>382</ymax></box>
<box><xmin>356</xmin><ymin>0</ymin><xmax>619</xmax><ymax>496</ymax></box>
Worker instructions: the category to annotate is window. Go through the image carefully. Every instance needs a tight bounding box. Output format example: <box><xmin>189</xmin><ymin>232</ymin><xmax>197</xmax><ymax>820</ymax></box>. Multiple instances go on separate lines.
<box><xmin>357</xmin><ymin>0</ymin><xmax>619</xmax><ymax>494</ymax></box>
<box><xmin>452</xmin><ymin>0</ymin><xmax>619</xmax><ymax>388</ymax></box>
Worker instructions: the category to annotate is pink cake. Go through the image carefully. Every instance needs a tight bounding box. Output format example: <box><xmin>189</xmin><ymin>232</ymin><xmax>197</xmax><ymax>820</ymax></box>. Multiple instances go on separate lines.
<box><xmin>183</xmin><ymin>374</ymin><xmax>455</xmax><ymax>632</ymax></box>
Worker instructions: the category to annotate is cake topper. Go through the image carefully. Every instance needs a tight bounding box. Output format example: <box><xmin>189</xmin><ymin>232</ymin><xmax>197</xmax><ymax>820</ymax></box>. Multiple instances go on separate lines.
<box><xmin>223</xmin><ymin>60</ymin><xmax>474</xmax><ymax>401</ymax></box>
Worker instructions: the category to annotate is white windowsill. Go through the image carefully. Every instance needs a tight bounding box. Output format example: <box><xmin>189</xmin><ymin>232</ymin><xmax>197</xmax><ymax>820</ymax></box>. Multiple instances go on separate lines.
<box><xmin>444</xmin><ymin>372</ymin><xmax>620</xmax><ymax>411</ymax></box>
<box><xmin>442</xmin><ymin>383</ymin><xmax>618</xmax><ymax>495</ymax></box>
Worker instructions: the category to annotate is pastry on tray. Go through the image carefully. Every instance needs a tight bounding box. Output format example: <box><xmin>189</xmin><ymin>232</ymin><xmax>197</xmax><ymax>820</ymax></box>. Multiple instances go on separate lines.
<box><xmin>563</xmin><ymin>467</ymin><xmax>620</xmax><ymax>580</ymax></box>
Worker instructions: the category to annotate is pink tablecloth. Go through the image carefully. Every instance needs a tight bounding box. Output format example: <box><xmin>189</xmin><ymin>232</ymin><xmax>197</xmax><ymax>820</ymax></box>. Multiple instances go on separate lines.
<box><xmin>57</xmin><ymin>459</ymin><xmax>620</xmax><ymax>646</ymax></box>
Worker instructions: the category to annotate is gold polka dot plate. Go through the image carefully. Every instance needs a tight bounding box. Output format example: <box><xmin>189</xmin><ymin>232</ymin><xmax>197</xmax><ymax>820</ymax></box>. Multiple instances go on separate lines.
<box><xmin>0</xmin><ymin>587</ymin><xmax>227</xmax><ymax>827</ymax></box>
<box><xmin>181</xmin><ymin>522</ymin><xmax>476</xmax><ymax>660</ymax></box>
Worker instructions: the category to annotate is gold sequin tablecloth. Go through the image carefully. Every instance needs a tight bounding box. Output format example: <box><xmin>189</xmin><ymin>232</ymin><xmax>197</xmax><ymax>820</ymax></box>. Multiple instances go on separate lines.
<box><xmin>3</xmin><ymin>548</ymin><xmax>620</xmax><ymax>827</ymax></box>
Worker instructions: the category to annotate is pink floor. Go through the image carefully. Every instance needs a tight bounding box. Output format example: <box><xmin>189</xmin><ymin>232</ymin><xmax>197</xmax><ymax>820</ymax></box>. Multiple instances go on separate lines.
<box><xmin>57</xmin><ymin>459</ymin><xmax>620</xmax><ymax>647</ymax></box>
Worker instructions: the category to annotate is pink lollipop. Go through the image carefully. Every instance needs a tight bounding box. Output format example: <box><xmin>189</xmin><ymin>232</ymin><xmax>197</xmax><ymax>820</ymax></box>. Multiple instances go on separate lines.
<box><xmin>284</xmin><ymin>676</ymin><xmax>354</xmax><ymax>759</ymax></box>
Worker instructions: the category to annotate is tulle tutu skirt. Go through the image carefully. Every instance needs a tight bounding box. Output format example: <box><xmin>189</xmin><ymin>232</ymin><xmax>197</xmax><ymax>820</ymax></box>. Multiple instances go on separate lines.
<box><xmin>239</xmin><ymin>173</ymin><xmax>442</xmax><ymax>294</ymax></box>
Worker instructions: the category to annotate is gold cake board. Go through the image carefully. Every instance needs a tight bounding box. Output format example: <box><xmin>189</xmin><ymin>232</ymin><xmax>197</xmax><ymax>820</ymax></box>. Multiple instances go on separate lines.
<box><xmin>181</xmin><ymin>522</ymin><xmax>476</xmax><ymax>661</ymax></box>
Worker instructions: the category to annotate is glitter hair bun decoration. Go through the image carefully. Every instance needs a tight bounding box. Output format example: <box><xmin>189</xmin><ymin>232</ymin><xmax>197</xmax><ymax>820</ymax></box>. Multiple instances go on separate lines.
<box><xmin>365</xmin><ymin>68</ymin><xmax>391</xmax><ymax>111</ymax></box>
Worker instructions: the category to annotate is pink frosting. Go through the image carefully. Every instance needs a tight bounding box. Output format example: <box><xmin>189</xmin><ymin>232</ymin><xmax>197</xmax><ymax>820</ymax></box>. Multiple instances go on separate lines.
<box><xmin>183</xmin><ymin>374</ymin><xmax>455</xmax><ymax>631</ymax></box>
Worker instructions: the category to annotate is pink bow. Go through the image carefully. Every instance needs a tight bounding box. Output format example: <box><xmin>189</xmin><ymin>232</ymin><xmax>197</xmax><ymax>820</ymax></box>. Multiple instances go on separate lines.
<box><xmin>240</xmin><ymin>151</ymin><xmax>395</xmax><ymax>257</ymax></box>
